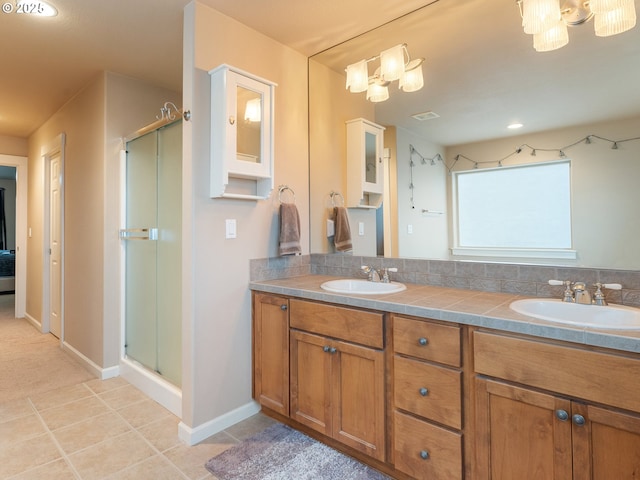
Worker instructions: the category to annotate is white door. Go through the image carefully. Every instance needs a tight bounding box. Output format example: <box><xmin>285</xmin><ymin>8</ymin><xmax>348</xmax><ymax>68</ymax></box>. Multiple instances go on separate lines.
<box><xmin>49</xmin><ymin>153</ymin><xmax>62</xmax><ymax>338</ymax></box>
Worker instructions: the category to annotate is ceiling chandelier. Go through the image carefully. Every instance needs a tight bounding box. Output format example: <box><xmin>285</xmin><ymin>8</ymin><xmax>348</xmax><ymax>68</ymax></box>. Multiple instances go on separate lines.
<box><xmin>345</xmin><ymin>44</ymin><xmax>425</xmax><ymax>102</ymax></box>
<box><xmin>517</xmin><ymin>0</ymin><xmax>637</xmax><ymax>52</ymax></box>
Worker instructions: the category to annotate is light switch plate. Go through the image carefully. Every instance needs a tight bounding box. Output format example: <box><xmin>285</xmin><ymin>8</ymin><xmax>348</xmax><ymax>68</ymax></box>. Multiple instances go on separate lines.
<box><xmin>358</xmin><ymin>222</ymin><xmax>364</xmax><ymax>236</ymax></box>
<box><xmin>326</xmin><ymin>219</ymin><xmax>335</xmax><ymax>237</ymax></box>
<box><xmin>225</xmin><ymin>219</ymin><xmax>237</xmax><ymax>239</ymax></box>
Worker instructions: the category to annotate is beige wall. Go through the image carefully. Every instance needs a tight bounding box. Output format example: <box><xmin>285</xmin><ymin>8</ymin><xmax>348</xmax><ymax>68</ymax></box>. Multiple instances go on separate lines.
<box><xmin>182</xmin><ymin>2</ymin><xmax>309</xmax><ymax>429</ymax></box>
<box><xmin>445</xmin><ymin>115</ymin><xmax>640</xmax><ymax>269</ymax></box>
<box><xmin>27</xmin><ymin>72</ymin><xmax>180</xmax><ymax>368</ymax></box>
<box><xmin>0</xmin><ymin>135</ymin><xmax>28</xmax><ymax>157</ymax></box>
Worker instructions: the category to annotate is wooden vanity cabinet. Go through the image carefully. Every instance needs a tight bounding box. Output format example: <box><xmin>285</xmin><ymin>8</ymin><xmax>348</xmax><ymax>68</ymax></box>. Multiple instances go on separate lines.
<box><xmin>252</xmin><ymin>293</ymin><xmax>289</xmax><ymax>416</ymax></box>
<box><xmin>474</xmin><ymin>330</ymin><xmax>640</xmax><ymax>480</ymax></box>
<box><xmin>392</xmin><ymin>315</ymin><xmax>464</xmax><ymax>480</ymax></box>
<box><xmin>289</xmin><ymin>299</ymin><xmax>386</xmax><ymax>462</ymax></box>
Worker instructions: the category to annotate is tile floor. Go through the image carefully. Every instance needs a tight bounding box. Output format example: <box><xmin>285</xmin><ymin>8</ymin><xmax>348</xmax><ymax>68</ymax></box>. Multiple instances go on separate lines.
<box><xmin>0</xmin><ymin>376</ymin><xmax>277</xmax><ymax>479</ymax></box>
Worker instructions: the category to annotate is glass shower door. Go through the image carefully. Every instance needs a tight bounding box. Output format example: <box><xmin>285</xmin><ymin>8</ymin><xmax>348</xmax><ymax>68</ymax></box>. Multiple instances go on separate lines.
<box><xmin>123</xmin><ymin>121</ymin><xmax>181</xmax><ymax>387</ymax></box>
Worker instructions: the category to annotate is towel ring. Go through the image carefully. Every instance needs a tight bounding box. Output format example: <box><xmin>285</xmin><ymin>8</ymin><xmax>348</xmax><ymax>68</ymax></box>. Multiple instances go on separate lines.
<box><xmin>330</xmin><ymin>191</ymin><xmax>344</xmax><ymax>207</ymax></box>
<box><xmin>278</xmin><ymin>185</ymin><xmax>296</xmax><ymax>204</ymax></box>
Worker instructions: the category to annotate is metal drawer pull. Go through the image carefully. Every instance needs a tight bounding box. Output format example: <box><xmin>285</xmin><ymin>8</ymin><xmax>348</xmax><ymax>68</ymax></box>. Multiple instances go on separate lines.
<box><xmin>418</xmin><ymin>337</ymin><xmax>428</xmax><ymax>346</ymax></box>
<box><xmin>572</xmin><ymin>414</ymin><xmax>586</xmax><ymax>426</ymax></box>
<box><xmin>555</xmin><ymin>409</ymin><xmax>569</xmax><ymax>421</ymax></box>
<box><xmin>420</xmin><ymin>450</ymin><xmax>430</xmax><ymax>460</ymax></box>
<box><xmin>419</xmin><ymin>387</ymin><xmax>429</xmax><ymax>397</ymax></box>
<box><xmin>280</xmin><ymin>304</ymin><xmax>288</xmax><ymax>310</ymax></box>
<box><xmin>322</xmin><ymin>346</ymin><xmax>337</xmax><ymax>354</ymax></box>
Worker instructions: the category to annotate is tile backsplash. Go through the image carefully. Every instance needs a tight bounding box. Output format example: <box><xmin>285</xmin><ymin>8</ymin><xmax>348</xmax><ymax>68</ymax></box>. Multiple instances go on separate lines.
<box><xmin>250</xmin><ymin>254</ymin><xmax>640</xmax><ymax>308</ymax></box>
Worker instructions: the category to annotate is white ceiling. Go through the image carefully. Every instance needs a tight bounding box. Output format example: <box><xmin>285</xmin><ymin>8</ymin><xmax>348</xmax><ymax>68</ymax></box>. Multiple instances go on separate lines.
<box><xmin>1</xmin><ymin>0</ymin><xmax>639</xmax><ymax>145</ymax></box>
<box><xmin>0</xmin><ymin>0</ymin><xmax>429</xmax><ymax>138</ymax></box>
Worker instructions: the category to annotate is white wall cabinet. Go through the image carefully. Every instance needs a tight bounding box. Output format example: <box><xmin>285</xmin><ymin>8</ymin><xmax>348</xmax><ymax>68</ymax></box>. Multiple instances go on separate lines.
<box><xmin>209</xmin><ymin>64</ymin><xmax>276</xmax><ymax>200</ymax></box>
<box><xmin>346</xmin><ymin>118</ymin><xmax>385</xmax><ymax>208</ymax></box>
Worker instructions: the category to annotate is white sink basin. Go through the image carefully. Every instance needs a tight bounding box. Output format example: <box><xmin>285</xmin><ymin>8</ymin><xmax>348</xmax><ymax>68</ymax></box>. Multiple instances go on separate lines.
<box><xmin>321</xmin><ymin>279</ymin><xmax>406</xmax><ymax>295</ymax></box>
<box><xmin>509</xmin><ymin>299</ymin><xmax>640</xmax><ymax>329</ymax></box>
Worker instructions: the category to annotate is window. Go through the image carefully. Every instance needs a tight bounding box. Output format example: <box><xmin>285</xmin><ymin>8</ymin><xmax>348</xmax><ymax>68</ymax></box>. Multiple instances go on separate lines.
<box><xmin>452</xmin><ymin>160</ymin><xmax>575</xmax><ymax>260</ymax></box>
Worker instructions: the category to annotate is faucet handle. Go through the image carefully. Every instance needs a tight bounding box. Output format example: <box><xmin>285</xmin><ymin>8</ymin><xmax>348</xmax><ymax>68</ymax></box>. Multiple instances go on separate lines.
<box><xmin>550</xmin><ymin>280</ymin><xmax>574</xmax><ymax>302</ymax></box>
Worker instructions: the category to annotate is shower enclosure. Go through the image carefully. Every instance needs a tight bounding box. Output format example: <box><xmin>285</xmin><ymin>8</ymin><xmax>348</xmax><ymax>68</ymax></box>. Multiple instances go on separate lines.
<box><xmin>120</xmin><ymin>118</ymin><xmax>182</xmax><ymax>411</ymax></box>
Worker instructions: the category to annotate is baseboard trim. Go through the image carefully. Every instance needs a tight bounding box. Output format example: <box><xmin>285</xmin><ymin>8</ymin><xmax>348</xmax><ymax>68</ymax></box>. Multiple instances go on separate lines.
<box><xmin>24</xmin><ymin>312</ymin><xmax>41</xmax><ymax>331</ymax></box>
<box><xmin>178</xmin><ymin>400</ymin><xmax>261</xmax><ymax>446</ymax></box>
<box><xmin>62</xmin><ymin>341</ymin><xmax>113</xmax><ymax>379</ymax></box>
<box><xmin>120</xmin><ymin>358</ymin><xmax>182</xmax><ymax>417</ymax></box>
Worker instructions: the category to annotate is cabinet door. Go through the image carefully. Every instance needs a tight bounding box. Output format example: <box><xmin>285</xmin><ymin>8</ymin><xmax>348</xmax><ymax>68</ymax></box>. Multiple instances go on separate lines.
<box><xmin>333</xmin><ymin>340</ymin><xmax>386</xmax><ymax>461</ymax></box>
<box><xmin>475</xmin><ymin>377</ymin><xmax>573</xmax><ymax>480</ymax></box>
<box><xmin>572</xmin><ymin>403</ymin><xmax>640</xmax><ymax>480</ymax></box>
<box><xmin>290</xmin><ymin>330</ymin><xmax>333</xmax><ymax>436</ymax></box>
<box><xmin>253</xmin><ymin>293</ymin><xmax>289</xmax><ymax>416</ymax></box>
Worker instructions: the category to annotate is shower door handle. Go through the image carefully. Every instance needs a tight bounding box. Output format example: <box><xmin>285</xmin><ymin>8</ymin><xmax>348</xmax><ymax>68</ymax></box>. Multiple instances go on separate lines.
<box><xmin>119</xmin><ymin>228</ymin><xmax>158</xmax><ymax>240</ymax></box>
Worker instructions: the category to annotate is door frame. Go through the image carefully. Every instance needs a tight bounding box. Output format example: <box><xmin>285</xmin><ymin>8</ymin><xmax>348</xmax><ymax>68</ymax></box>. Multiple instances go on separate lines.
<box><xmin>41</xmin><ymin>134</ymin><xmax>65</xmax><ymax>340</ymax></box>
<box><xmin>0</xmin><ymin>154</ymin><xmax>28</xmax><ymax>318</ymax></box>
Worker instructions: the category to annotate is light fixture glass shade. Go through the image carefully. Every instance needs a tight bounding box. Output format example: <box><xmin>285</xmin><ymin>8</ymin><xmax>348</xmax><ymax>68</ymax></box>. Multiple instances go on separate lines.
<box><xmin>533</xmin><ymin>20</ymin><xmax>569</xmax><ymax>51</ymax></box>
<box><xmin>345</xmin><ymin>60</ymin><xmax>369</xmax><ymax>93</ymax></box>
<box><xmin>399</xmin><ymin>59</ymin><xmax>424</xmax><ymax>92</ymax></box>
<box><xmin>594</xmin><ymin>2</ymin><xmax>637</xmax><ymax>36</ymax></box>
<box><xmin>366</xmin><ymin>83</ymin><xmax>389</xmax><ymax>102</ymax></box>
<box><xmin>521</xmin><ymin>0</ymin><xmax>562</xmax><ymax>34</ymax></box>
<box><xmin>244</xmin><ymin>98</ymin><xmax>261</xmax><ymax>122</ymax></box>
<box><xmin>379</xmin><ymin>44</ymin><xmax>405</xmax><ymax>82</ymax></box>
<box><xmin>589</xmin><ymin>0</ymin><xmax>629</xmax><ymax>14</ymax></box>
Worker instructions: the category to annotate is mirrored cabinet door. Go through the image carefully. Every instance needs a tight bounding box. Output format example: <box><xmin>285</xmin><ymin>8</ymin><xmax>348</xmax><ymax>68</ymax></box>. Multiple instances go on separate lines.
<box><xmin>346</xmin><ymin>118</ymin><xmax>385</xmax><ymax>208</ymax></box>
<box><xmin>209</xmin><ymin>64</ymin><xmax>276</xmax><ymax>199</ymax></box>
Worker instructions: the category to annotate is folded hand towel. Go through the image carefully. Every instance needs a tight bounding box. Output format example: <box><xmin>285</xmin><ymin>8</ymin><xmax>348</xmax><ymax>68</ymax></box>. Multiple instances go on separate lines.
<box><xmin>333</xmin><ymin>206</ymin><xmax>352</xmax><ymax>252</ymax></box>
<box><xmin>279</xmin><ymin>203</ymin><xmax>301</xmax><ymax>256</ymax></box>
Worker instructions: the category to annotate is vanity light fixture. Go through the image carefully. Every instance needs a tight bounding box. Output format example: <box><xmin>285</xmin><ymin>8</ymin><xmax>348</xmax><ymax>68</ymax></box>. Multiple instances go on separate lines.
<box><xmin>345</xmin><ymin>44</ymin><xmax>425</xmax><ymax>102</ymax></box>
<box><xmin>517</xmin><ymin>0</ymin><xmax>637</xmax><ymax>52</ymax></box>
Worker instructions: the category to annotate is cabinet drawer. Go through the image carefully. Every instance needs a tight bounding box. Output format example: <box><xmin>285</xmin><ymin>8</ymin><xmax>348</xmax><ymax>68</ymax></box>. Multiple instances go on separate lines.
<box><xmin>290</xmin><ymin>299</ymin><xmax>383</xmax><ymax>348</ymax></box>
<box><xmin>394</xmin><ymin>316</ymin><xmax>461</xmax><ymax>367</ymax></box>
<box><xmin>394</xmin><ymin>410</ymin><xmax>462</xmax><ymax>480</ymax></box>
<box><xmin>394</xmin><ymin>355</ymin><xmax>462</xmax><ymax>429</ymax></box>
<box><xmin>474</xmin><ymin>331</ymin><xmax>640</xmax><ymax>413</ymax></box>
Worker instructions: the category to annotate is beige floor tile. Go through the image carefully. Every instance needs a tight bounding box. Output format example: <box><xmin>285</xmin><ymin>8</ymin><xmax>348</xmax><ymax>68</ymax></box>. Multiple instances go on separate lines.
<box><xmin>0</xmin><ymin>413</ymin><xmax>47</xmax><ymax>448</ymax></box>
<box><xmin>0</xmin><ymin>433</ymin><xmax>62</xmax><ymax>478</ymax></box>
<box><xmin>137</xmin><ymin>415</ymin><xmax>182</xmax><ymax>452</ymax></box>
<box><xmin>0</xmin><ymin>397</ymin><xmax>34</xmax><ymax>423</ymax></box>
<box><xmin>223</xmin><ymin>413</ymin><xmax>277</xmax><ymax>442</ymax></box>
<box><xmin>39</xmin><ymin>396</ymin><xmax>110</xmax><ymax>431</ymax></box>
<box><xmin>67</xmin><ymin>431</ymin><xmax>156</xmax><ymax>480</ymax></box>
<box><xmin>84</xmin><ymin>377</ymin><xmax>128</xmax><ymax>395</ymax></box>
<box><xmin>108</xmin><ymin>455</ymin><xmax>187</xmax><ymax>480</ymax></box>
<box><xmin>9</xmin><ymin>458</ymin><xmax>78</xmax><ymax>480</ymax></box>
<box><xmin>52</xmin><ymin>411</ymin><xmax>132</xmax><ymax>455</ymax></box>
<box><xmin>117</xmin><ymin>398</ymin><xmax>173</xmax><ymax>428</ymax></box>
<box><xmin>98</xmin><ymin>385</ymin><xmax>148</xmax><ymax>410</ymax></box>
<box><xmin>30</xmin><ymin>384</ymin><xmax>93</xmax><ymax>412</ymax></box>
<box><xmin>163</xmin><ymin>432</ymin><xmax>237</xmax><ymax>480</ymax></box>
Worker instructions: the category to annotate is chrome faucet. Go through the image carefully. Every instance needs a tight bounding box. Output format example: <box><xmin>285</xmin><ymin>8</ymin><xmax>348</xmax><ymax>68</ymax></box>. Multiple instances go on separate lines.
<box><xmin>361</xmin><ymin>266</ymin><xmax>398</xmax><ymax>283</ymax></box>
<box><xmin>549</xmin><ymin>280</ymin><xmax>623</xmax><ymax>305</ymax></box>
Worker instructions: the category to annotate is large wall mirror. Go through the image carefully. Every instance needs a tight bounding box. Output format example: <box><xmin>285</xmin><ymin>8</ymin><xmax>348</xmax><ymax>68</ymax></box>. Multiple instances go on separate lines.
<box><xmin>309</xmin><ymin>0</ymin><xmax>640</xmax><ymax>270</ymax></box>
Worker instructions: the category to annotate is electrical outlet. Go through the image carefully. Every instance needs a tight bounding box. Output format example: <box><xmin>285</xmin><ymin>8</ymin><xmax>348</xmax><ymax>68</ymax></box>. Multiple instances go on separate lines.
<box><xmin>358</xmin><ymin>222</ymin><xmax>364</xmax><ymax>236</ymax></box>
<box><xmin>408</xmin><ymin>224</ymin><xmax>413</xmax><ymax>234</ymax></box>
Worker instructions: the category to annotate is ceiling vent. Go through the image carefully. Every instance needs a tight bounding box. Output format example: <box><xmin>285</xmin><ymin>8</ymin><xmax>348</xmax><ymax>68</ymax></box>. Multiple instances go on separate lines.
<box><xmin>411</xmin><ymin>111</ymin><xmax>440</xmax><ymax>121</ymax></box>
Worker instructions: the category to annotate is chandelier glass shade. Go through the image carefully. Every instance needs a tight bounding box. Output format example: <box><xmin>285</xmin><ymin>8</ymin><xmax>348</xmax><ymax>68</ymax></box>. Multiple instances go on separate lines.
<box><xmin>518</xmin><ymin>0</ymin><xmax>637</xmax><ymax>51</ymax></box>
<box><xmin>345</xmin><ymin>44</ymin><xmax>425</xmax><ymax>102</ymax></box>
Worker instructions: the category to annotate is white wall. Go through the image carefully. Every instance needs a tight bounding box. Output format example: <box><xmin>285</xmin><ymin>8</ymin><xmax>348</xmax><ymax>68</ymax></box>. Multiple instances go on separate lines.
<box><xmin>181</xmin><ymin>1</ymin><xmax>309</xmax><ymax>436</ymax></box>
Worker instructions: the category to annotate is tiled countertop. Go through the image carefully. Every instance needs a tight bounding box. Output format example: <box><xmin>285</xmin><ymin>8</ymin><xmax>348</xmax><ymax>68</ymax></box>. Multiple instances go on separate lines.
<box><xmin>250</xmin><ymin>274</ymin><xmax>640</xmax><ymax>354</ymax></box>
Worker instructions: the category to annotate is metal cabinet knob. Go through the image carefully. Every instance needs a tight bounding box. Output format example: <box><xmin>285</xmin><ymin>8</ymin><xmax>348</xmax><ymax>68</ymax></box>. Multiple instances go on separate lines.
<box><xmin>572</xmin><ymin>414</ymin><xmax>586</xmax><ymax>426</ymax></box>
<box><xmin>419</xmin><ymin>387</ymin><xmax>429</xmax><ymax>397</ymax></box>
<box><xmin>280</xmin><ymin>304</ymin><xmax>288</xmax><ymax>310</ymax></box>
<box><xmin>323</xmin><ymin>346</ymin><xmax>330</xmax><ymax>353</ymax></box>
<box><xmin>229</xmin><ymin>116</ymin><xmax>236</xmax><ymax>125</ymax></box>
<box><xmin>420</xmin><ymin>450</ymin><xmax>430</xmax><ymax>460</ymax></box>
<box><xmin>555</xmin><ymin>409</ymin><xmax>569</xmax><ymax>421</ymax></box>
<box><xmin>418</xmin><ymin>337</ymin><xmax>428</xmax><ymax>346</ymax></box>
<box><xmin>329</xmin><ymin>347</ymin><xmax>337</xmax><ymax>354</ymax></box>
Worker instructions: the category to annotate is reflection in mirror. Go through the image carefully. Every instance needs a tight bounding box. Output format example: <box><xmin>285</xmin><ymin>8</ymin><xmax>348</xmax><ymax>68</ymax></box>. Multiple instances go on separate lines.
<box><xmin>236</xmin><ymin>86</ymin><xmax>261</xmax><ymax>164</ymax></box>
<box><xmin>365</xmin><ymin>132</ymin><xmax>377</xmax><ymax>184</ymax></box>
<box><xmin>308</xmin><ymin>0</ymin><xmax>640</xmax><ymax>270</ymax></box>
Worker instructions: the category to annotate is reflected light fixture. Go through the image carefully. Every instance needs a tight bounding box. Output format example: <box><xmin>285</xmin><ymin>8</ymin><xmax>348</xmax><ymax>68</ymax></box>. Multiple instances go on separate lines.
<box><xmin>517</xmin><ymin>0</ymin><xmax>636</xmax><ymax>52</ymax></box>
<box><xmin>345</xmin><ymin>44</ymin><xmax>425</xmax><ymax>102</ymax></box>
<box><xmin>244</xmin><ymin>98</ymin><xmax>261</xmax><ymax>123</ymax></box>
